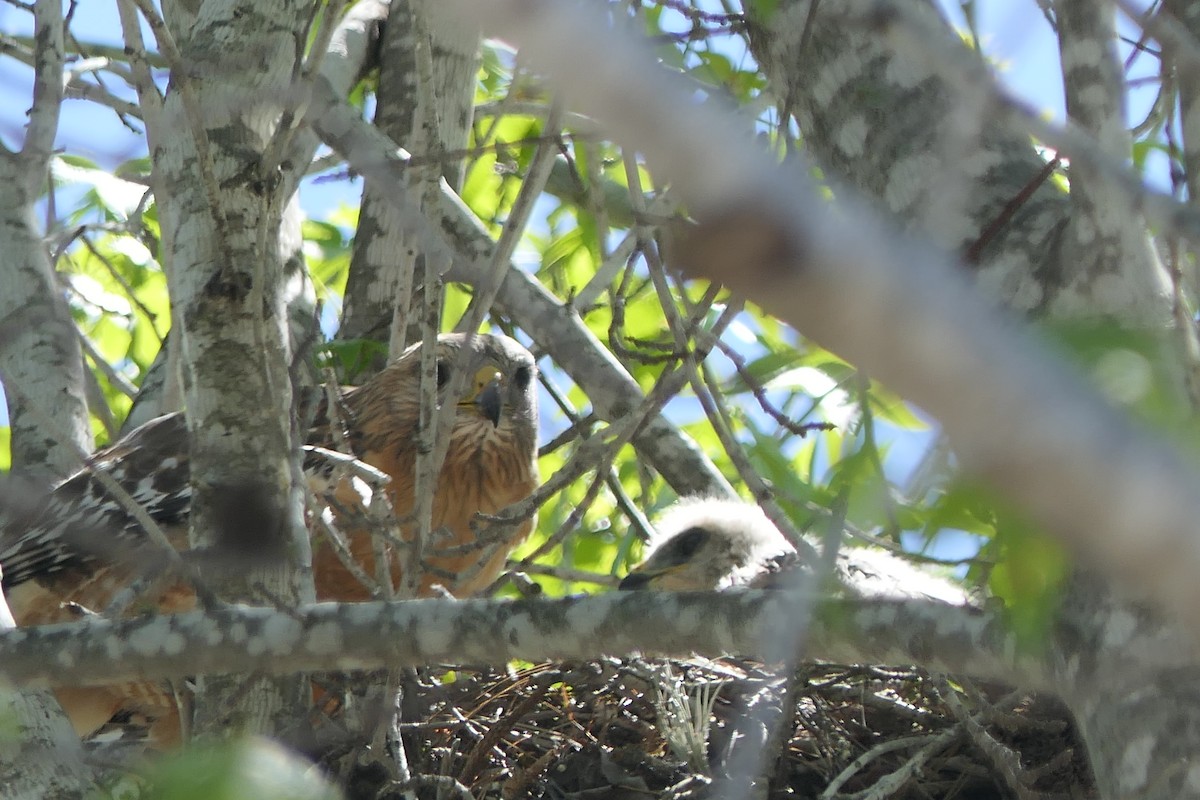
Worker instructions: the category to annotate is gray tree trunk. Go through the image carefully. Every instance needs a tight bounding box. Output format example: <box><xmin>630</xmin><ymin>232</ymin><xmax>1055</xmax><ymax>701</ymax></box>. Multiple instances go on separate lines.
<box><xmin>143</xmin><ymin>0</ymin><xmax>318</xmax><ymax>742</ymax></box>
<box><xmin>0</xmin><ymin>2</ymin><xmax>101</xmax><ymax>795</ymax></box>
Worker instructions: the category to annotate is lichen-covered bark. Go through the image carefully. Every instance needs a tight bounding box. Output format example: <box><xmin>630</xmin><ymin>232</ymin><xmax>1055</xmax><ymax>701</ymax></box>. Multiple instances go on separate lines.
<box><xmin>0</xmin><ymin>4</ymin><xmax>96</xmax><ymax>794</ymax></box>
<box><xmin>1053</xmin><ymin>570</ymin><xmax>1200</xmax><ymax>799</ymax></box>
<box><xmin>0</xmin><ymin>592</ymin><xmax>1041</xmax><ymax>694</ymax></box>
<box><xmin>122</xmin><ymin>0</ymin><xmax>385</xmax><ymax>431</ymax></box>
<box><xmin>741</xmin><ymin>3</ymin><xmax>1195</xmax><ymax>798</ymax></box>
<box><xmin>0</xmin><ymin>0</ymin><xmax>91</xmax><ymax>479</ymax></box>
<box><xmin>1056</xmin><ymin>0</ymin><xmax>1162</xmax><ymax>307</ymax></box>
<box><xmin>746</xmin><ymin>0</ymin><xmax>1172</xmax><ymax>324</ymax></box>
<box><xmin>1165</xmin><ymin>0</ymin><xmax>1200</xmax><ymax>208</ymax></box>
<box><xmin>145</xmin><ymin>0</ymin><xmax>316</xmax><ymax>741</ymax></box>
<box><xmin>0</xmin><ymin>565</ymin><xmax>93</xmax><ymax>798</ymax></box>
<box><xmin>340</xmin><ymin>0</ymin><xmax>480</xmax><ymax>368</ymax></box>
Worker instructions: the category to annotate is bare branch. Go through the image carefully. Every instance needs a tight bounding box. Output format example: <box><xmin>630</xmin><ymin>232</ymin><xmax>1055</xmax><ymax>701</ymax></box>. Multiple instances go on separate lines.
<box><xmin>0</xmin><ymin>592</ymin><xmax>1045</xmax><ymax>695</ymax></box>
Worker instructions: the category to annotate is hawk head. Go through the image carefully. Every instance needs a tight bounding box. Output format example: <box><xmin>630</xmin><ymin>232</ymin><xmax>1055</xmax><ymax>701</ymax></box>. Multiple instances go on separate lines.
<box><xmin>619</xmin><ymin>497</ymin><xmax>796</xmax><ymax>591</ymax></box>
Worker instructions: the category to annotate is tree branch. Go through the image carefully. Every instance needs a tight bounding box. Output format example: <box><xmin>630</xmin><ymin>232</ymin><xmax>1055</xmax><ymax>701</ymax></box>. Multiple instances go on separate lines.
<box><xmin>0</xmin><ymin>592</ymin><xmax>1046</xmax><ymax>694</ymax></box>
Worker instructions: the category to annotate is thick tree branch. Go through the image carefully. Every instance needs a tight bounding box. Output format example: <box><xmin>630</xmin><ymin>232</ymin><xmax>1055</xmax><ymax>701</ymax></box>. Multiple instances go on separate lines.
<box><xmin>0</xmin><ymin>570</ymin><xmax>94</xmax><ymax>797</ymax></box>
<box><xmin>0</xmin><ymin>592</ymin><xmax>1045</xmax><ymax>694</ymax></box>
<box><xmin>0</xmin><ymin>0</ymin><xmax>91</xmax><ymax>480</ymax></box>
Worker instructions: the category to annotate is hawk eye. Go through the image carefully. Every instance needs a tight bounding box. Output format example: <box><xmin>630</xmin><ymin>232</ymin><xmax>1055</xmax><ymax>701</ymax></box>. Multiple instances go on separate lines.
<box><xmin>436</xmin><ymin>360</ymin><xmax>450</xmax><ymax>388</ymax></box>
<box><xmin>514</xmin><ymin>365</ymin><xmax>532</xmax><ymax>390</ymax></box>
<box><xmin>673</xmin><ymin>527</ymin><xmax>708</xmax><ymax>560</ymax></box>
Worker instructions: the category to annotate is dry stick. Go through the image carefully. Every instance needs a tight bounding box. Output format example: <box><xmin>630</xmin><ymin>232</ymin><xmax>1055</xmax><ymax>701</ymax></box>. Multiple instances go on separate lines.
<box><xmin>416</xmin><ymin>95</ymin><xmax>562</xmax><ymax>589</ymax></box>
<box><xmin>693</xmin><ymin>358</ymin><xmax>821</xmax><ymax>567</ymax></box>
<box><xmin>77</xmin><ymin>235</ymin><xmax>166</xmax><ymax>342</ymax></box>
<box><xmin>584</xmin><ymin>137</ymin><xmax>611</xmax><ymax>260</ymax></box>
<box><xmin>511</xmin><ymin>562</ymin><xmax>618</xmax><ymax>588</ymax></box>
<box><xmin>456</xmin><ymin>679</ymin><xmax>549</xmax><ymax>786</ymax></box>
<box><xmin>75</xmin><ymin>327</ymin><xmax>138</xmax><ymax>400</ymax></box>
<box><xmin>1116</xmin><ymin>0</ymin><xmax>1200</xmax><ymax>71</ymax></box>
<box><xmin>515</xmin><ymin>300</ymin><xmax>742</xmax><ymax>566</ymax></box>
<box><xmin>312</xmin><ymin>509</ymin><xmax>384</xmax><ymax>600</ymax></box>
<box><xmin>112</xmin><ymin>3</ymin><xmax>162</xmax><ymax>127</ymax></box>
<box><xmin>313</xmin><ymin>130</ymin><xmax>598</xmax><ymax>179</ymax></box>
<box><xmin>573</xmin><ymin>229</ymin><xmax>639</xmax><ymax>310</ymax></box>
<box><xmin>667</xmin><ymin>279</ymin><xmax>817</xmax><ymax>558</ymax></box>
<box><xmin>456</xmin><ymin>97</ymin><xmax>564</xmax><ymax>335</ymax></box>
<box><xmin>962</xmin><ymin>156</ymin><xmax>1061</xmax><ymax>266</ymax></box>
<box><xmin>390</xmin><ymin>16</ymin><xmax>455</xmax><ymax>793</ymax></box>
<box><xmin>65</xmin><ymin>78</ymin><xmax>143</xmax><ymax>120</ymax></box>
<box><xmin>935</xmin><ymin>677</ymin><xmax>1042</xmax><ymax>800</ymax></box>
<box><xmin>820</xmin><ymin>729</ymin><xmax>957</xmax><ymax>800</ymax></box>
<box><xmin>310</xmin><ymin>376</ymin><xmax>391</xmax><ymax>600</ymax></box>
<box><xmin>491</xmin><ymin>366</ymin><xmax>644</xmax><ymax>589</ymax></box>
<box><xmin>402</xmin><ymin>4</ymin><xmax>458</xmax><ymax>601</ymax></box>
<box><xmin>1140</xmin><ymin>4</ymin><xmax>1200</xmax><ymax>409</ymax></box>
<box><xmin>432</xmin><ymin>102</ymin><xmax>568</xmax><ymax>586</ymax></box>
<box><xmin>702</xmin><ymin>330</ymin><xmax>835</xmax><ymax>439</ymax></box>
<box><xmin>77</xmin><ymin>347</ymin><xmax>119</xmax><ymax>440</ymax></box>
<box><xmin>405</xmin><ymin>267</ymin><xmax>442</xmax><ymax>598</ymax></box>
<box><xmin>384</xmin><ymin>3</ymin><xmax>444</xmax><ymax>363</ymax></box>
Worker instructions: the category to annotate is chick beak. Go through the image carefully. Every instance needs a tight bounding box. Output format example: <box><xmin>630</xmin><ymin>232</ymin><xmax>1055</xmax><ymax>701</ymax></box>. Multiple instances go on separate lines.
<box><xmin>460</xmin><ymin>366</ymin><xmax>504</xmax><ymax>427</ymax></box>
<box><xmin>618</xmin><ymin>571</ymin><xmax>655</xmax><ymax>591</ymax></box>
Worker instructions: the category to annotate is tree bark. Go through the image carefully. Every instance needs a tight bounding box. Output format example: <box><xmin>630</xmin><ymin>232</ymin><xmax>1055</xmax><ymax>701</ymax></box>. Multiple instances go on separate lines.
<box><xmin>747</xmin><ymin>0</ymin><xmax>1174</xmax><ymax>324</ymax></box>
<box><xmin>0</xmin><ymin>592</ymin><xmax>1043</xmax><ymax>694</ymax></box>
<box><xmin>0</xmin><ymin>0</ymin><xmax>91</xmax><ymax>479</ymax></box>
<box><xmin>340</xmin><ymin>0</ymin><xmax>481</xmax><ymax>370</ymax></box>
<box><xmin>0</xmin><ymin>3</ymin><xmax>97</xmax><ymax>794</ymax></box>
<box><xmin>142</xmin><ymin>0</ymin><xmax>317</xmax><ymax>742</ymax></box>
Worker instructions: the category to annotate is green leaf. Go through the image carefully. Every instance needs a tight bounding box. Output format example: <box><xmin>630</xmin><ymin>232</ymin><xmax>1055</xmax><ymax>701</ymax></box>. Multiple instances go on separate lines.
<box><xmin>744</xmin><ymin>0</ymin><xmax>780</xmax><ymax>23</ymax></box>
<box><xmin>320</xmin><ymin>339</ymin><xmax>389</xmax><ymax>381</ymax></box>
<box><xmin>988</xmin><ymin>527</ymin><xmax>1070</xmax><ymax>649</ymax></box>
<box><xmin>144</xmin><ymin>738</ymin><xmax>339</xmax><ymax>800</ymax></box>
<box><xmin>866</xmin><ymin>389</ymin><xmax>929</xmax><ymax>431</ymax></box>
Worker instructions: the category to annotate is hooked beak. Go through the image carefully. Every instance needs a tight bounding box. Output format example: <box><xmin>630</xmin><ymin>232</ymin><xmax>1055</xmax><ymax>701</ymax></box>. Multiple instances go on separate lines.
<box><xmin>618</xmin><ymin>564</ymin><xmax>683</xmax><ymax>591</ymax></box>
<box><xmin>459</xmin><ymin>366</ymin><xmax>503</xmax><ymax>427</ymax></box>
<box><xmin>618</xmin><ymin>571</ymin><xmax>654</xmax><ymax>591</ymax></box>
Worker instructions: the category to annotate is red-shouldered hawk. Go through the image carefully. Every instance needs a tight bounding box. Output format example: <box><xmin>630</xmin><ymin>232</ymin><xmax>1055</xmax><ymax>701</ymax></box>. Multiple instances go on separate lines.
<box><xmin>619</xmin><ymin>497</ymin><xmax>969</xmax><ymax>605</ymax></box>
<box><xmin>0</xmin><ymin>332</ymin><xmax>540</xmax><ymax>746</ymax></box>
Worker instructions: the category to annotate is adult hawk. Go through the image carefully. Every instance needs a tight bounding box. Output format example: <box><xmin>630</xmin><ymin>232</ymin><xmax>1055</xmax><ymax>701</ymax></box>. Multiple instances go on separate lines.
<box><xmin>0</xmin><ymin>332</ymin><xmax>540</xmax><ymax>744</ymax></box>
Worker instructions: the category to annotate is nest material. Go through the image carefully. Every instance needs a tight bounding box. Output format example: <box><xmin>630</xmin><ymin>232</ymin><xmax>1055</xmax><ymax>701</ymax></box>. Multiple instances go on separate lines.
<box><xmin>323</xmin><ymin>659</ymin><xmax>1095</xmax><ymax>800</ymax></box>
